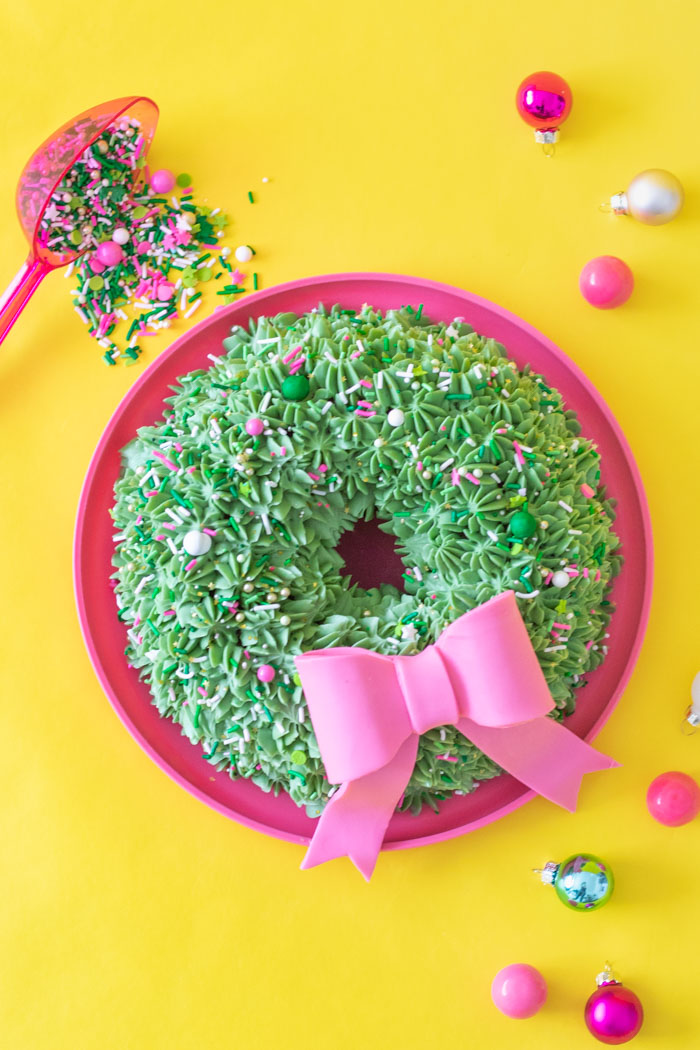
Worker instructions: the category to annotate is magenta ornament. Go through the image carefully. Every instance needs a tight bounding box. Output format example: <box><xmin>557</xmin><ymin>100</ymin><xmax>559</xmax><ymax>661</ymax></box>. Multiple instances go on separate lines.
<box><xmin>584</xmin><ymin>966</ymin><xmax>643</xmax><ymax>1044</ymax></box>
<box><xmin>647</xmin><ymin>770</ymin><xmax>700</xmax><ymax>826</ymax></box>
<box><xmin>579</xmin><ymin>256</ymin><xmax>634</xmax><ymax>309</ymax></box>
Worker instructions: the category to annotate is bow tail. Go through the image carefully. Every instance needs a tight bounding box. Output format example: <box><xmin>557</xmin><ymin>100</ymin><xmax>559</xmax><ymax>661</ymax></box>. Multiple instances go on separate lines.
<box><xmin>301</xmin><ymin>737</ymin><xmax>419</xmax><ymax>881</ymax></box>
<box><xmin>457</xmin><ymin>716</ymin><xmax>619</xmax><ymax>811</ymax></box>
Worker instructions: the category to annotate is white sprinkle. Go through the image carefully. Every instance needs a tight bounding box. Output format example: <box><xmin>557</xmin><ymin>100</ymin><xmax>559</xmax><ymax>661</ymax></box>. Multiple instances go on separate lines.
<box><xmin>259</xmin><ymin>391</ymin><xmax>272</xmax><ymax>413</ymax></box>
<box><xmin>439</xmin><ymin>457</ymin><xmax>454</xmax><ymax>470</ymax></box>
<box><xmin>487</xmin><ymin>530</ymin><xmax>499</xmax><ymax>542</ymax></box>
<box><xmin>558</xmin><ymin>500</ymin><xmax>573</xmax><ymax>512</ymax></box>
<box><xmin>243</xmin><ymin>727</ymin><xmax>251</xmax><ymax>742</ymax></box>
<box><xmin>515</xmin><ymin>589</ymin><xmax>541</xmax><ymax>599</ymax></box>
<box><xmin>321</xmin><ymin>401</ymin><xmax>334</xmax><ymax>415</ymax></box>
<box><xmin>298</xmin><ymin>706</ymin><xmax>305</xmax><ymax>723</ymax></box>
<box><xmin>568</xmin><ymin>529</ymin><xmax>583</xmax><ymax>535</ymax></box>
<box><xmin>324</xmin><ymin>351</ymin><xmax>338</xmax><ymax>363</ymax></box>
<box><xmin>260</xmin><ymin>513</ymin><xmax>271</xmax><ymax>534</ymax></box>
<box><xmin>345</xmin><ymin>382</ymin><xmax>361</xmax><ymax>395</ymax></box>
<box><xmin>490</xmin><ymin>473</ymin><xmax>500</xmax><ymax>483</ymax></box>
<box><xmin>64</xmin><ymin>262</ymin><xmax>74</xmax><ymax>279</ymax></box>
<box><xmin>544</xmin><ymin>645</ymin><xmax>567</xmax><ymax>653</ymax></box>
<box><xmin>377</xmin><ymin>372</ymin><xmax>384</xmax><ymax>389</ymax></box>
<box><xmin>413</xmin><ymin>567</ymin><xmax>423</xmax><ymax>581</ymax></box>
<box><xmin>167</xmin><ymin>538</ymin><xmax>179</xmax><ymax>556</ymax></box>
<box><xmin>134</xmin><ymin>574</ymin><xmax>155</xmax><ymax>595</ymax></box>
<box><xmin>251</xmin><ymin>603</ymin><xmax>280</xmax><ymax>612</ymax></box>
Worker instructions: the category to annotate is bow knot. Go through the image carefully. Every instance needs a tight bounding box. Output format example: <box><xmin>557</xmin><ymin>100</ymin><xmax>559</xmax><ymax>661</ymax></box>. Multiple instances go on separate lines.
<box><xmin>295</xmin><ymin>591</ymin><xmax>617</xmax><ymax>880</ymax></box>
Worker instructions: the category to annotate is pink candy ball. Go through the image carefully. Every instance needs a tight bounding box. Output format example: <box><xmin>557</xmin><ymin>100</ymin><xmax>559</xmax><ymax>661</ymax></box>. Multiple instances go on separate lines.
<box><xmin>257</xmin><ymin>664</ymin><xmax>275</xmax><ymax>683</ymax></box>
<box><xmin>245</xmin><ymin>417</ymin><xmax>265</xmax><ymax>436</ymax></box>
<box><xmin>150</xmin><ymin>168</ymin><xmax>176</xmax><ymax>193</ymax></box>
<box><xmin>95</xmin><ymin>240</ymin><xmax>124</xmax><ymax>267</ymax></box>
<box><xmin>579</xmin><ymin>256</ymin><xmax>634</xmax><ymax>309</ymax></box>
<box><xmin>491</xmin><ymin>964</ymin><xmax>547</xmax><ymax>1019</ymax></box>
<box><xmin>647</xmin><ymin>771</ymin><xmax>700</xmax><ymax>826</ymax></box>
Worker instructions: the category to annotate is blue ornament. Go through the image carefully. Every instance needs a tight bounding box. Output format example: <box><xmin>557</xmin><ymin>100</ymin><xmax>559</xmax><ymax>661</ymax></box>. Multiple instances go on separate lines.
<box><xmin>535</xmin><ymin>853</ymin><xmax>614</xmax><ymax>911</ymax></box>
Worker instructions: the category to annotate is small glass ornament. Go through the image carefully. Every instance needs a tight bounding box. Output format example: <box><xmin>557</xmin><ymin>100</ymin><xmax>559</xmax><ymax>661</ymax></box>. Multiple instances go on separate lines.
<box><xmin>603</xmin><ymin>169</ymin><xmax>684</xmax><ymax>225</ymax></box>
<box><xmin>515</xmin><ymin>71</ymin><xmax>572</xmax><ymax>156</ymax></box>
<box><xmin>584</xmin><ymin>964</ymin><xmax>644</xmax><ymax>1044</ymax></box>
<box><xmin>535</xmin><ymin>852</ymin><xmax>613</xmax><ymax>911</ymax></box>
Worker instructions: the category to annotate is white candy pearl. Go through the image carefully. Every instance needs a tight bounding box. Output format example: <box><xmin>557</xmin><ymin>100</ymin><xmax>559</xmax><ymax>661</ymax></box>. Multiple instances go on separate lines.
<box><xmin>112</xmin><ymin>227</ymin><xmax>130</xmax><ymax>245</ymax></box>
<box><xmin>243</xmin><ymin>582</ymin><xmax>254</xmax><ymax>593</ymax></box>
<box><xmin>280</xmin><ymin>615</ymin><xmax>291</xmax><ymax>626</ymax></box>
<box><xmin>387</xmin><ymin>408</ymin><xmax>405</xmax><ymax>427</ymax></box>
<box><xmin>182</xmin><ymin>530</ymin><xmax>212</xmax><ymax>556</ymax></box>
<box><xmin>551</xmin><ymin>570</ymin><xmax>570</xmax><ymax>589</ymax></box>
<box><xmin>234</xmin><ymin>245</ymin><xmax>254</xmax><ymax>263</ymax></box>
<box><xmin>472</xmin><ymin>468</ymin><xmax>483</xmax><ymax>478</ymax></box>
<box><xmin>280</xmin><ymin>587</ymin><xmax>290</xmax><ymax>598</ymax></box>
<box><xmin>236</xmin><ymin>553</ymin><xmax>246</xmax><ymax>563</ymax></box>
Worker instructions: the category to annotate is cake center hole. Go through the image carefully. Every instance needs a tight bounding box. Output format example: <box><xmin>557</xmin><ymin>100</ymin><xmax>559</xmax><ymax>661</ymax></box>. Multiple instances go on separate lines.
<box><xmin>337</xmin><ymin>518</ymin><xmax>406</xmax><ymax>591</ymax></box>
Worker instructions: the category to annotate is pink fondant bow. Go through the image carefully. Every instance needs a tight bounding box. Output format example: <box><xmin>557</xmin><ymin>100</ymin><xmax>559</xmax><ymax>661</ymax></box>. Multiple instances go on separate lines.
<box><xmin>295</xmin><ymin>591</ymin><xmax>617</xmax><ymax>879</ymax></box>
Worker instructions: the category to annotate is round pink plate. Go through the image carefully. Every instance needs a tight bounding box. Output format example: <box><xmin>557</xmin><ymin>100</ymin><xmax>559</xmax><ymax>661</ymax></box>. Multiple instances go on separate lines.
<box><xmin>74</xmin><ymin>273</ymin><xmax>653</xmax><ymax>851</ymax></box>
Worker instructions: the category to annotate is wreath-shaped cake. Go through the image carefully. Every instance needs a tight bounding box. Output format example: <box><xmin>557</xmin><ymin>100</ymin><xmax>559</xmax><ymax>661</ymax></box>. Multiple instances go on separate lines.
<box><xmin>111</xmin><ymin>303</ymin><xmax>621</xmax><ymax>817</ymax></box>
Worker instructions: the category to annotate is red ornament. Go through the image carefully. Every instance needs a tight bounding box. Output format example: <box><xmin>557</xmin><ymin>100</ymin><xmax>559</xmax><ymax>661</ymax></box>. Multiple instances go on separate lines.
<box><xmin>516</xmin><ymin>71</ymin><xmax>573</xmax><ymax>154</ymax></box>
<box><xmin>584</xmin><ymin>966</ymin><xmax>643</xmax><ymax>1044</ymax></box>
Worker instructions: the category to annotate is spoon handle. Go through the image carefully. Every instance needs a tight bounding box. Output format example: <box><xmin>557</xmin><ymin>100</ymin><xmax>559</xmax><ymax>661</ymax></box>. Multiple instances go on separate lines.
<box><xmin>0</xmin><ymin>258</ymin><xmax>50</xmax><ymax>346</ymax></box>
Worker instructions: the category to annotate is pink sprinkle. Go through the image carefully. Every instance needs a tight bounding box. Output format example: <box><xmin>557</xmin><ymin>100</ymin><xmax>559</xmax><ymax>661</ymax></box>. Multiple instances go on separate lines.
<box><xmin>243</xmin><ymin>650</ymin><xmax>251</xmax><ymax>659</ymax></box>
<box><xmin>417</xmin><ymin>462</ymin><xmax>423</xmax><ymax>472</ymax></box>
<box><xmin>154</xmin><ymin>534</ymin><xmax>166</xmax><ymax>541</ymax></box>
<box><xmin>581</xmin><ymin>483</ymin><xmax>595</xmax><ymax>498</ymax></box>
<box><xmin>583</xmin><ymin>568</ymin><xmax>589</xmax><ymax>578</ymax></box>
<box><xmin>185</xmin><ymin>558</ymin><xmax>197</xmax><ymax>571</ymax></box>
<box><xmin>145</xmin><ymin>489</ymin><xmax>159</xmax><ymax>497</ymax></box>
<box><xmin>318</xmin><ymin>464</ymin><xmax>328</xmax><ymax>472</ymax></box>
<box><xmin>289</xmin><ymin>356</ymin><xmax>306</xmax><ymax>374</ymax></box>
<box><xmin>568</xmin><ymin>569</ymin><xmax>580</xmax><ymax>577</ymax></box>
<box><xmin>308</xmin><ymin>472</ymin><xmax>320</xmax><ymax>481</ymax></box>
<box><xmin>203</xmin><ymin>528</ymin><xmax>218</xmax><ymax>536</ymax></box>
<box><xmin>451</xmin><ymin>469</ymin><xmax>461</xmax><ymax>486</ymax></box>
<box><xmin>552</xmin><ymin>622</ymin><xmax>571</xmax><ymax>630</ymax></box>
<box><xmin>133</xmin><ymin>615</ymin><xmax>141</xmax><ymax>627</ymax></box>
<box><xmin>280</xmin><ymin>447</ymin><xmax>287</xmax><ymax>456</ymax></box>
<box><xmin>357</xmin><ymin>400</ymin><xmax>373</xmax><ymax>409</ymax></box>
<box><xmin>465</xmin><ymin>472</ymin><xmax>481</xmax><ymax>486</ymax></box>
<box><xmin>355</xmin><ymin>410</ymin><xmax>376</xmax><ymax>417</ymax></box>
<box><xmin>187</xmin><ymin>466</ymin><xmax>196</xmax><ymax>474</ymax></box>
<box><xmin>174</xmin><ymin>442</ymin><xmax>183</xmax><ymax>452</ymax></box>
<box><xmin>513</xmin><ymin>440</ymin><xmax>525</xmax><ymax>468</ymax></box>
<box><xmin>544</xmin><ymin>572</ymin><xmax>553</xmax><ymax>585</ymax></box>
<box><xmin>163</xmin><ymin>523</ymin><xmax>176</xmax><ymax>530</ymax></box>
<box><xmin>437</xmin><ymin>754</ymin><xmax>458</xmax><ymax>762</ymax></box>
<box><xmin>594</xmin><ymin>570</ymin><xmax>601</xmax><ymax>582</ymax></box>
<box><xmin>358</xmin><ymin>379</ymin><xmax>373</xmax><ymax>388</ymax></box>
<box><xmin>585</xmin><ymin>640</ymin><xmax>595</xmax><ymax>650</ymax></box>
<box><xmin>163</xmin><ymin>610</ymin><xmax>176</xmax><ymax>617</ymax></box>
<box><xmin>282</xmin><ymin>345</ymin><xmax>303</xmax><ymax>364</ymax></box>
<box><xmin>198</xmin><ymin>687</ymin><xmax>208</xmax><ymax>697</ymax></box>
<box><xmin>153</xmin><ymin>449</ymin><xmax>178</xmax><ymax>471</ymax></box>
<box><xmin>350</xmin><ymin>350</ymin><xmax>363</xmax><ymax>358</ymax></box>
<box><xmin>135</xmin><ymin>515</ymin><xmax>143</xmax><ymax>526</ymax></box>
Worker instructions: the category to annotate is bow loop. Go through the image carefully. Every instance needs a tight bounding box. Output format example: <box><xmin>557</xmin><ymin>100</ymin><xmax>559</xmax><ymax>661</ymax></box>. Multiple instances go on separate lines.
<box><xmin>394</xmin><ymin>646</ymin><xmax>459</xmax><ymax>735</ymax></box>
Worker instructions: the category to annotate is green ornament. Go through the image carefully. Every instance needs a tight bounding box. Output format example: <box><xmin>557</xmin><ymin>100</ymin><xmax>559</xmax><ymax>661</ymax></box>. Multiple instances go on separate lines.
<box><xmin>537</xmin><ymin>853</ymin><xmax>614</xmax><ymax>912</ymax></box>
<box><xmin>509</xmin><ymin>509</ymin><xmax>537</xmax><ymax>539</ymax></box>
<box><xmin>281</xmin><ymin>374</ymin><xmax>310</xmax><ymax>401</ymax></box>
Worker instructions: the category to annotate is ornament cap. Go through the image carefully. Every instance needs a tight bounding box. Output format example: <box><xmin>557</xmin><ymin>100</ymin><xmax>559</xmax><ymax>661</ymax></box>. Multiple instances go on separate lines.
<box><xmin>535</xmin><ymin>861</ymin><xmax>559</xmax><ymax>885</ymax></box>
<box><xmin>610</xmin><ymin>192</ymin><xmax>628</xmax><ymax>215</ymax></box>
<box><xmin>534</xmin><ymin>128</ymin><xmax>560</xmax><ymax>144</ymax></box>
<box><xmin>595</xmin><ymin>962</ymin><xmax>621</xmax><ymax>988</ymax></box>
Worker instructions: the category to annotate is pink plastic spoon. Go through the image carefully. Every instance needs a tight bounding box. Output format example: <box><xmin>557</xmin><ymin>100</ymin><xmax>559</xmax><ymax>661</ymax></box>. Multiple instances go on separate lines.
<box><xmin>0</xmin><ymin>95</ymin><xmax>158</xmax><ymax>347</ymax></box>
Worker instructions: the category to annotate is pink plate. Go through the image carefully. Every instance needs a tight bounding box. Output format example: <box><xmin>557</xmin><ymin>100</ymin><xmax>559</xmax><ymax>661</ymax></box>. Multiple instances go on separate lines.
<box><xmin>74</xmin><ymin>273</ymin><xmax>653</xmax><ymax>851</ymax></box>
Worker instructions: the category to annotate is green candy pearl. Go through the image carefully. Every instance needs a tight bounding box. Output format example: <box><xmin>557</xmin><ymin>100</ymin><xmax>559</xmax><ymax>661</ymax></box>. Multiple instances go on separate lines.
<box><xmin>509</xmin><ymin>509</ymin><xmax>537</xmax><ymax>539</ymax></box>
<box><xmin>281</xmin><ymin>374</ymin><xmax>310</xmax><ymax>401</ymax></box>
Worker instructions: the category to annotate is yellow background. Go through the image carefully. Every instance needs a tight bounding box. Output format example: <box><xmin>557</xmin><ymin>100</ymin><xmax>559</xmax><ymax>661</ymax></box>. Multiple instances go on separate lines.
<box><xmin>1</xmin><ymin>1</ymin><xmax>698</xmax><ymax>1047</ymax></box>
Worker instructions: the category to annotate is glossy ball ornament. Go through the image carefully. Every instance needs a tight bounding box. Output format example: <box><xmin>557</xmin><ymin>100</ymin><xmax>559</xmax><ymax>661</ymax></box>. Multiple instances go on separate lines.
<box><xmin>509</xmin><ymin>510</ymin><xmax>537</xmax><ymax>539</ymax></box>
<box><xmin>646</xmin><ymin>770</ymin><xmax>700</xmax><ymax>826</ymax></box>
<box><xmin>584</xmin><ymin>965</ymin><xmax>643</xmax><ymax>1044</ymax></box>
<box><xmin>537</xmin><ymin>853</ymin><xmax>614</xmax><ymax>911</ymax></box>
<box><xmin>579</xmin><ymin>256</ymin><xmax>634</xmax><ymax>309</ymax></box>
<box><xmin>516</xmin><ymin>71</ymin><xmax>573</xmax><ymax>153</ymax></box>
<box><xmin>609</xmin><ymin>169</ymin><xmax>684</xmax><ymax>226</ymax></box>
<box><xmin>491</xmin><ymin>963</ymin><xmax>547</xmax><ymax>1019</ymax></box>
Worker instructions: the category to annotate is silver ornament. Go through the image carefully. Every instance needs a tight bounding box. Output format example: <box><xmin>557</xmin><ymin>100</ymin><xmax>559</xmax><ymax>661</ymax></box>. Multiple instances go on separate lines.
<box><xmin>610</xmin><ymin>169</ymin><xmax>684</xmax><ymax>226</ymax></box>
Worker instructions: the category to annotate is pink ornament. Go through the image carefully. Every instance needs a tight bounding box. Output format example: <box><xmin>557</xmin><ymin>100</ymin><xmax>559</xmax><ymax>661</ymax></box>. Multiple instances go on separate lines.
<box><xmin>491</xmin><ymin>963</ymin><xmax>547</xmax><ymax>1019</ymax></box>
<box><xmin>245</xmin><ymin>417</ymin><xmax>265</xmax><ymax>436</ymax></box>
<box><xmin>150</xmin><ymin>168</ymin><xmax>176</xmax><ymax>193</ymax></box>
<box><xmin>95</xmin><ymin>240</ymin><xmax>124</xmax><ymax>267</ymax></box>
<box><xmin>585</xmin><ymin>969</ymin><xmax>643</xmax><ymax>1044</ymax></box>
<box><xmin>647</xmin><ymin>770</ymin><xmax>700</xmax><ymax>826</ymax></box>
<box><xmin>516</xmin><ymin>71</ymin><xmax>572</xmax><ymax>153</ymax></box>
<box><xmin>579</xmin><ymin>256</ymin><xmax>634</xmax><ymax>309</ymax></box>
<box><xmin>257</xmin><ymin>664</ymin><xmax>275</xmax><ymax>683</ymax></box>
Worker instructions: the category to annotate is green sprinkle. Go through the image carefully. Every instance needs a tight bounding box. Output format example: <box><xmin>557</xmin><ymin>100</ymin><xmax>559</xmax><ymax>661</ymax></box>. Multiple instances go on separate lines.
<box><xmin>247</xmin><ymin>190</ymin><xmax>254</xmax><ymax>203</ymax></box>
<box><xmin>288</xmin><ymin>770</ymin><xmax>306</xmax><ymax>783</ymax></box>
<box><xmin>193</xmin><ymin>704</ymin><xmax>202</xmax><ymax>728</ymax></box>
<box><xmin>446</xmin><ymin>393</ymin><xmax>471</xmax><ymax>400</ymax></box>
<box><xmin>253</xmin><ymin>272</ymin><xmax>258</xmax><ymax>290</ymax></box>
<box><xmin>203</xmin><ymin>742</ymin><xmax>219</xmax><ymax>759</ymax></box>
